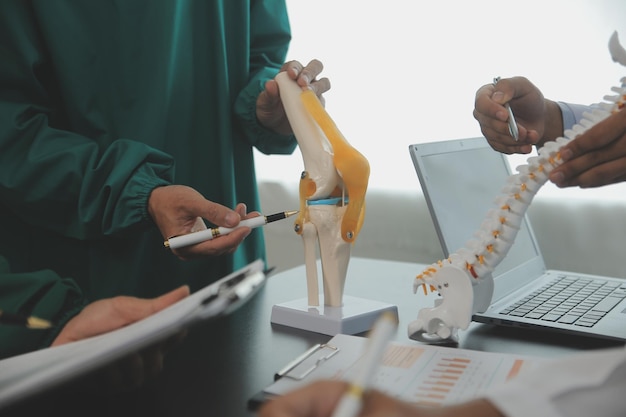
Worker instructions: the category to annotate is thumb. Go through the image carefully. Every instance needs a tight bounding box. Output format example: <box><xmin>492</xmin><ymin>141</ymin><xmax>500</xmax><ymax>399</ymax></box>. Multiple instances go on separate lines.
<box><xmin>491</xmin><ymin>90</ymin><xmax>507</xmax><ymax>105</ymax></box>
<box><xmin>263</xmin><ymin>79</ymin><xmax>280</xmax><ymax>100</ymax></box>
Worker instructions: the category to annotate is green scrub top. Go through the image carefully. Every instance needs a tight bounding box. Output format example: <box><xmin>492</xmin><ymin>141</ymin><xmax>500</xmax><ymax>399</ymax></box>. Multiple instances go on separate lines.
<box><xmin>0</xmin><ymin>0</ymin><xmax>298</xmax><ymax>355</ymax></box>
<box><xmin>0</xmin><ymin>256</ymin><xmax>84</xmax><ymax>358</ymax></box>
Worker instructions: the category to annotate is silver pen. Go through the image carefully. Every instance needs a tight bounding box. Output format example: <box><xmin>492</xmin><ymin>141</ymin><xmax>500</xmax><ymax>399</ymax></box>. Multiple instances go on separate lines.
<box><xmin>493</xmin><ymin>77</ymin><xmax>519</xmax><ymax>141</ymax></box>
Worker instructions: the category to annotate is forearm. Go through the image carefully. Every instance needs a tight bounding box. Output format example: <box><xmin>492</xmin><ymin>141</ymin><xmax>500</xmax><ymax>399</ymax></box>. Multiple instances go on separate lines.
<box><xmin>539</xmin><ymin>98</ymin><xmax>565</xmax><ymax>146</ymax></box>
<box><xmin>0</xmin><ymin>130</ymin><xmax>174</xmax><ymax>238</ymax></box>
<box><xmin>233</xmin><ymin>0</ymin><xmax>297</xmax><ymax>155</ymax></box>
<box><xmin>0</xmin><ymin>7</ymin><xmax>175</xmax><ymax>238</ymax></box>
<box><xmin>428</xmin><ymin>399</ymin><xmax>504</xmax><ymax>417</ymax></box>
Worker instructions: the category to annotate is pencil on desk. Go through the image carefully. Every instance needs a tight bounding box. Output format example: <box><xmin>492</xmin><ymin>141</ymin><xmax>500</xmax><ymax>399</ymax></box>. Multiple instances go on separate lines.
<box><xmin>330</xmin><ymin>311</ymin><xmax>397</xmax><ymax>417</ymax></box>
<box><xmin>0</xmin><ymin>309</ymin><xmax>52</xmax><ymax>329</ymax></box>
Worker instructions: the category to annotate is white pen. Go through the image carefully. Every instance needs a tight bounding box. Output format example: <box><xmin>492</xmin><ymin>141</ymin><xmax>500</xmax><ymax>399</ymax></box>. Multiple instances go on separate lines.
<box><xmin>164</xmin><ymin>210</ymin><xmax>298</xmax><ymax>249</ymax></box>
<box><xmin>330</xmin><ymin>311</ymin><xmax>398</xmax><ymax>417</ymax></box>
<box><xmin>493</xmin><ymin>76</ymin><xmax>519</xmax><ymax>141</ymax></box>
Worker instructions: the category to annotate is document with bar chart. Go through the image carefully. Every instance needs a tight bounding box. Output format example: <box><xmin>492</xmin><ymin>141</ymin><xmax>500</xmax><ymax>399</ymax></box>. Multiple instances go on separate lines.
<box><xmin>254</xmin><ymin>333</ymin><xmax>546</xmax><ymax>408</ymax></box>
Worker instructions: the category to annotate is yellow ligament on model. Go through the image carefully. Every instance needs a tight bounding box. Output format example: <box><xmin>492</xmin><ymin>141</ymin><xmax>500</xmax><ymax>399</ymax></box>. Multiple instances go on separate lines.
<box><xmin>299</xmin><ymin>89</ymin><xmax>369</xmax><ymax>243</ymax></box>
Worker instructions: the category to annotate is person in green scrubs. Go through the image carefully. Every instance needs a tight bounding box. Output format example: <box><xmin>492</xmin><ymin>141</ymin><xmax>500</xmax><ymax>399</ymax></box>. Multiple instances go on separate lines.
<box><xmin>0</xmin><ymin>0</ymin><xmax>330</xmax><ymax>357</ymax></box>
<box><xmin>0</xmin><ymin>253</ymin><xmax>189</xmax><ymax>386</ymax></box>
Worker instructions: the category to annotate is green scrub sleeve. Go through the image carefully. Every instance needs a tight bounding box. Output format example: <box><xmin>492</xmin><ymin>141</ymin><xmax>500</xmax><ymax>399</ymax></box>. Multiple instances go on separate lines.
<box><xmin>0</xmin><ymin>8</ymin><xmax>175</xmax><ymax>240</ymax></box>
<box><xmin>0</xmin><ymin>103</ymin><xmax>174</xmax><ymax>240</ymax></box>
<box><xmin>0</xmin><ymin>256</ymin><xmax>86</xmax><ymax>360</ymax></box>
<box><xmin>234</xmin><ymin>70</ymin><xmax>298</xmax><ymax>156</ymax></box>
<box><xmin>0</xmin><ymin>114</ymin><xmax>174</xmax><ymax>239</ymax></box>
<box><xmin>233</xmin><ymin>0</ymin><xmax>298</xmax><ymax>156</ymax></box>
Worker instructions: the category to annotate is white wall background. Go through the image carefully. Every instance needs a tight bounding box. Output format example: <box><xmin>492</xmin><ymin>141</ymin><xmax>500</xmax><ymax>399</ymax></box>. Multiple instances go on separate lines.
<box><xmin>254</xmin><ymin>0</ymin><xmax>626</xmax><ymax>201</ymax></box>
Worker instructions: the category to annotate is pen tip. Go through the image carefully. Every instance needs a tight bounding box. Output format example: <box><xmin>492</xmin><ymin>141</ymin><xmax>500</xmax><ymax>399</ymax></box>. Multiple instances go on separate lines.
<box><xmin>285</xmin><ymin>210</ymin><xmax>299</xmax><ymax>217</ymax></box>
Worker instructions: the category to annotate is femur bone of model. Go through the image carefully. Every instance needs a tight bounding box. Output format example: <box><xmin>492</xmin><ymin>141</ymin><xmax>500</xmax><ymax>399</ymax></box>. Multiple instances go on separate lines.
<box><xmin>275</xmin><ymin>72</ymin><xmax>369</xmax><ymax>307</ymax></box>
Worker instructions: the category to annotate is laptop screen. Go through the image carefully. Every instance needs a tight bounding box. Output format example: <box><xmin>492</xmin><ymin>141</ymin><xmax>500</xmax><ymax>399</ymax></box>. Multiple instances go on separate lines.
<box><xmin>409</xmin><ymin>138</ymin><xmax>546</xmax><ymax>300</ymax></box>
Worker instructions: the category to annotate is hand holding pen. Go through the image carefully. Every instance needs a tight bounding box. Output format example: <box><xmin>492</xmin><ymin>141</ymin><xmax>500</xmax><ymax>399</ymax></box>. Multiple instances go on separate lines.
<box><xmin>164</xmin><ymin>210</ymin><xmax>298</xmax><ymax>250</ymax></box>
<box><xmin>474</xmin><ymin>76</ymin><xmax>545</xmax><ymax>155</ymax></box>
<box><xmin>493</xmin><ymin>77</ymin><xmax>519</xmax><ymax>141</ymax></box>
<box><xmin>330</xmin><ymin>312</ymin><xmax>398</xmax><ymax>417</ymax></box>
<box><xmin>148</xmin><ymin>185</ymin><xmax>288</xmax><ymax>258</ymax></box>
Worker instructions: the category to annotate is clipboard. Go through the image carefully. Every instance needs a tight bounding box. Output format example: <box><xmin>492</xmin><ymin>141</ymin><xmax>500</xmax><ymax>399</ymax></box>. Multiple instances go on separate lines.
<box><xmin>248</xmin><ymin>341</ymin><xmax>342</xmax><ymax>409</ymax></box>
<box><xmin>248</xmin><ymin>333</ymin><xmax>545</xmax><ymax>411</ymax></box>
<box><xmin>0</xmin><ymin>259</ymin><xmax>269</xmax><ymax>412</ymax></box>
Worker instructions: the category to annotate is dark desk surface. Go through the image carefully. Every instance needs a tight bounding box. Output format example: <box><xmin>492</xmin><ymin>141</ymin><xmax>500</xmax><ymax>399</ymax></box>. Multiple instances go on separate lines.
<box><xmin>5</xmin><ymin>258</ymin><xmax>622</xmax><ymax>417</ymax></box>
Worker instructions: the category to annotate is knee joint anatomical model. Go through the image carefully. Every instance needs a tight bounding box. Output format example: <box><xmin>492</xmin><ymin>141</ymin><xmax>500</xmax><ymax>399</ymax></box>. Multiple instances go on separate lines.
<box><xmin>276</xmin><ymin>72</ymin><xmax>369</xmax><ymax>307</ymax></box>
<box><xmin>408</xmin><ymin>31</ymin><xmax>626</xmax><ymax>343</ymax></box>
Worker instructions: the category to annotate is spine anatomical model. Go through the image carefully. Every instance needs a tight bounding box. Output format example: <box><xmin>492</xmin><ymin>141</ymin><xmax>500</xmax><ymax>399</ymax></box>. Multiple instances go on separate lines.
<box><xmin>408</xmin><ymin>31</ymin><xmax>626</xmax><ymax>343</ymax></box>
<box><xmin>275</xmin><ymin>72</ymin><xmax>369</xmax><ymax>307</ymax></box>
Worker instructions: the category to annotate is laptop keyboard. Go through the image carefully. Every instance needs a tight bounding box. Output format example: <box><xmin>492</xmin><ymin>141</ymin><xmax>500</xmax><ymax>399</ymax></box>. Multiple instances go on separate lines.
<box><xmin>500</xmin><ymin>275</ymin><xmax>626</xmax><ymax>327</ymax></box>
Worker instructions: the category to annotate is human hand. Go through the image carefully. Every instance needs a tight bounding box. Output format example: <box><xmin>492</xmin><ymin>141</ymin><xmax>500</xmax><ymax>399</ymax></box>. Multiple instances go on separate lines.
<box><xmin>257</xmin><ymin>59</ymin><xmax>331</xmax><ymax>135</ymax></box>
<box><xmin>549</xmin><ymin>108</ymin><xmax>626</xmax><ymax>188</ymax></box>
<box><xmin>473</xmin><ymin>76</ymin><xmax>562</xmax><ymax>154</ymax></box>
<box><xmin>148</xmin><ymin>185</ymin><xmax>259</xmax><ymax>260</ymax></box>
<box><xmin>257</xmin><ymin>381</ymin><xmax>422</xmax><ymax>417</ymax></box>
<box><xmin>52</xmin><ymin>285</ymin><xmax>190</xmax><ymax>391</ymax></box>
<box><xmin>258</xmin><ymin>380</ymin><xmax>504</xmax><ymax>417</ymax></box>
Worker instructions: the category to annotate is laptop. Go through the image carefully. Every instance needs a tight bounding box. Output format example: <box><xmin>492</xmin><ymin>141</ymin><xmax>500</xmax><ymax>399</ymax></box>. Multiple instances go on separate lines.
<box><xmin>409</xmin><ymin>137</ymin><xmax>626</xmax><ymax>342</ymax></box>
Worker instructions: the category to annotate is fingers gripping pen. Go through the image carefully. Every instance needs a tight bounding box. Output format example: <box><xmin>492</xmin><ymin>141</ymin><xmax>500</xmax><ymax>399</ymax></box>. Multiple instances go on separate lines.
<box><xmin>331</xmin><ymin>312</ymin><xmax>397</xmax><ymax>417</ymax></box>
<box><xmin>493</xmin><ymin>76</ymin><xmax>519</xmax><ymax>141</ymax></box>
<box><xmin>164</xmin><ymin>211</ymin><xmax>298</xmax><ymax>250</ymax></box>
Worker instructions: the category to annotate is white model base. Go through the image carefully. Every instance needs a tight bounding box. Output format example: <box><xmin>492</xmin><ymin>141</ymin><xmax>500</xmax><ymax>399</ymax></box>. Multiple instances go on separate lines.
<box><xmin>271</xmin><ymin>295</ymin><xmax>398</xmax><ymax>336</ymax></box>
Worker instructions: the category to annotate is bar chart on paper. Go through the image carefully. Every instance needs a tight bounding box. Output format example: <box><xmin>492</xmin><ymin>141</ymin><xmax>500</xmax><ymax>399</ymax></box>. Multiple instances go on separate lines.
<box><xmin>260</xmin><ymin>334</ymin><xmax>545</xmax><ymax>408</ymax></box>
<box><xmin>373</xmin><ymin>343</ymin><xmax>536</xmax><ymax>406</ymax></box>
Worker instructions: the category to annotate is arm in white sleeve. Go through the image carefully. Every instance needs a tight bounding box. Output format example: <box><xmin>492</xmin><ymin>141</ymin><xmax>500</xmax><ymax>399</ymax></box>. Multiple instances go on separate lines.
<box><xmin>557</xmin><ymin>80</ymin><xmax>625</xmax><ymax>132</ymax></box>
<box><xmin>557</xmin><ymin>102</ymin><xmax>594</xmax><ymax>131</ymax></box>
<box><xmin>484</xmin><ymin>346</ymin><xmax>626</xmax><ymax>417</ymax></box>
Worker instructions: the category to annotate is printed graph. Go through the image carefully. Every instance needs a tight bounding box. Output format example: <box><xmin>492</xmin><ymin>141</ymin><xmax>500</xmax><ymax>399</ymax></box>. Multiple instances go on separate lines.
<box><xmin>370</xmin><ymin>345</ymin><xmax>536</xmax><ymax>407</ymax></box>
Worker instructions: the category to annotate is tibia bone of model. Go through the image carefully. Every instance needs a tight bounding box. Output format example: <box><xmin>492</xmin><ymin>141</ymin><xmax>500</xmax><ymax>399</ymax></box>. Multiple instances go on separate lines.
<box><xmin>409</xmin><ymin>32</ymin><xmax>626</xmax><ymax>343</ymax></box>
<box><xmin>275</xmin><ymin>72</ymin><xmax>369</xmax><ymax>307</ymax></box>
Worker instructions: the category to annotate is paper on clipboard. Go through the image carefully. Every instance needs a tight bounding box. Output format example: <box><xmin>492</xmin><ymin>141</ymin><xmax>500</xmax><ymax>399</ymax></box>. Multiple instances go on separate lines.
<box><xmin>0</xmin><ymin>259</ymin><xmax>267</xmax><ymax>411</ymax></box>
<box><xmin>249</xmin><ymin>333</ymin><xmax>545</xmax><ymax>410</ymax></box>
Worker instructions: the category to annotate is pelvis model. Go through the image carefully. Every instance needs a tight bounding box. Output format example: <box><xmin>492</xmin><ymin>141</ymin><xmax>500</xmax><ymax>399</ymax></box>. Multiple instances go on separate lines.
<box><xmin>275</xmin><ymin>72</ymin><xmax>369</xmax><ymax>308</ymax></box>
<box><xmin>408</xmin><ymin>31</ymin><xmax>626</xmax><ymax>343</ymax></box>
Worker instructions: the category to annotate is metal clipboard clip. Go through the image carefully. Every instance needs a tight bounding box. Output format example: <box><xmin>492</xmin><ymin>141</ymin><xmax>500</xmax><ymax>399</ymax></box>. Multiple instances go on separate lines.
<box><xmin>274</xmin><ymin>343</ymin><xmax>340</xmax><ymax>381</ymax></box>
<box><xmin>196</xmin><ymin>263</ymin><xmax>272</xmax><ymax>320</ymax></box>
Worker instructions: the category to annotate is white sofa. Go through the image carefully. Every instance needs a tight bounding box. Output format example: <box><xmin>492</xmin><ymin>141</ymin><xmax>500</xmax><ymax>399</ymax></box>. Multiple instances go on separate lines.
<box><xmin>259</xmin><ymin>181</ymin><xmax>626</xmax><ymax>279</ymax></box>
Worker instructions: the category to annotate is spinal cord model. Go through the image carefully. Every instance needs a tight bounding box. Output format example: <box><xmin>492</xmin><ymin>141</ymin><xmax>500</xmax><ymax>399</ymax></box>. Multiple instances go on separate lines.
<box><xmin>408</xmin><ymin>31</ymin><xmax>626</xmax><ymax>344</ymax></box>
<box><xmin>275</xmin><ymin>72</ymin><xmax>369</xmax><ymax>307</ymax></box>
